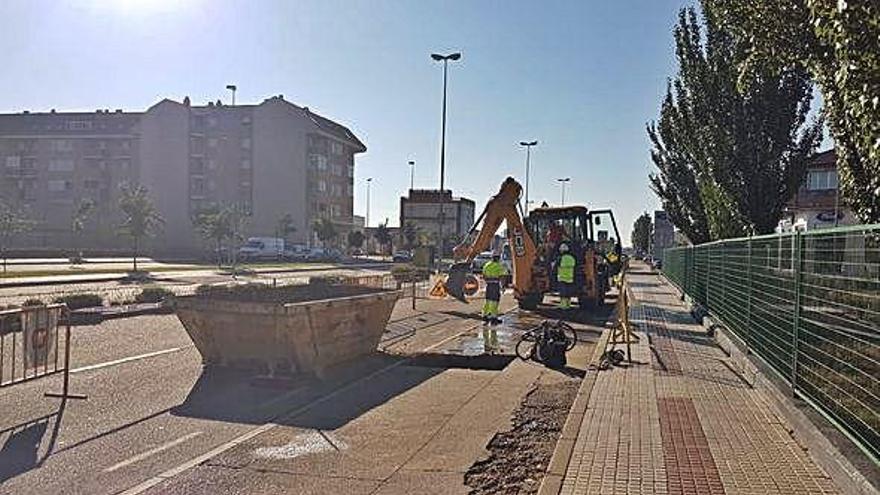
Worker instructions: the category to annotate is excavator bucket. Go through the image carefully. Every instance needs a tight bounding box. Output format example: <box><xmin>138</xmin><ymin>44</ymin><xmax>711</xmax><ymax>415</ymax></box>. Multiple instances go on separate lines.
<box><xmin>445</xmin><ymin>262</ymin><xmax>472</xmax><ymax>302</ymax></box>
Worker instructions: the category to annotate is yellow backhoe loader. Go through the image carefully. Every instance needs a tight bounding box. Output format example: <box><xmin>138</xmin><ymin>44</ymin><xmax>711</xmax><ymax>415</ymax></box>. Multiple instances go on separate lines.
<box><xmin>445</xmin><ymin>177</ymin><xmax>622</xmax><ymax>310</ymax></box>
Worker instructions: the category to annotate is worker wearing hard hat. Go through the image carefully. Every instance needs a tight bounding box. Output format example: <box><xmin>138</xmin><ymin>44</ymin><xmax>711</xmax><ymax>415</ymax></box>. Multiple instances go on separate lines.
<box><xmin>481</xmin><ymin>253</ymin><xmax>508</xmax><ymax>349</ymax></box>
<box><xmin>557</xmin><ymin>243</ymin><xmax>576</xmax><ymax>309</ymax></box>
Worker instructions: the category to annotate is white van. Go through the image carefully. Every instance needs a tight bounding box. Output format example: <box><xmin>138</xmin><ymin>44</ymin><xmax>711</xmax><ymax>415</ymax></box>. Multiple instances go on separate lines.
<box><xmin>238</xmin><ymin>237</ymin><xmax>284</xmax><ymax>261</ymax></box>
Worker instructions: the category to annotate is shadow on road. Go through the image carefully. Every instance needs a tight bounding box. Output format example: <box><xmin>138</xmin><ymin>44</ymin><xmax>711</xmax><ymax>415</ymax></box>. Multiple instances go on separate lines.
<box><xmin>0</xmin><ymin>401</ymin><xmax>65</xmax><ymax>483</ymax></box>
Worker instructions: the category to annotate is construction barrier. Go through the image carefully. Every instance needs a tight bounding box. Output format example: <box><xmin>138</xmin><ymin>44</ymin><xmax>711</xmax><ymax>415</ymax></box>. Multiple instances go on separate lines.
<box><xmin>0</xmin><ymin>304</ymin><xmax>83</xmax><ymax>399</ymax></box>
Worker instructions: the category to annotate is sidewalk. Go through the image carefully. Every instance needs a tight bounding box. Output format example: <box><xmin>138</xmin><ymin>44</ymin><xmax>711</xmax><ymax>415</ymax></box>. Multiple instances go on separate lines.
<box><xmin>547</xmin><ymin>266</ymin><xmax>841</xmax><ymax>495</ymax></box>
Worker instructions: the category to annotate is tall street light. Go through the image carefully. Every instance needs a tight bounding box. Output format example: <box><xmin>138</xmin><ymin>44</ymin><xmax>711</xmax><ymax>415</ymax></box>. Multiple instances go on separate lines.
<box><xmin>225</xmin><ymin>84</ymin><xmax>237</xmax><ymax>106</ymax></box>
<box><xmin>408</xmin><ymin>160</ymin><xmax>415</xmax><ymax>191</ymax></box>
<box><xmin>519</xmin><ymin>140</ymin><xmax>538</xmax><ymax>212</ymax></box>
<box><xmin>557</xmin><ymin>177</ymin><xmax>571</xmax><ymax>205</ymax></box>
<box><xmin>365</xmin><ymin>177</ymin><xmax>373</xmax><ymax>228</ymax></box>
<box><xmin>431</xmin><ymin>51</ymin><xmax>461</xmax><ymax>265</ymax></box>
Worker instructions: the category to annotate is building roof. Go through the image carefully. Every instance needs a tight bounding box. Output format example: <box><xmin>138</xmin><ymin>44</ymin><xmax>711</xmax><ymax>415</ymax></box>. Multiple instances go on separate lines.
<box><xmin>0</xmin><ymin>110</ymin><xmax>141</xmax><ymax>135</ymax></box>
<box><xmin>809</xmin><ymin>148</ymin><xmax>837</xmax><ymax>169</ymax></box>
<box><xmin>402</xmin><ymin>189</ymin><xmax>475</xmax><ymax>204</ymax></box>
<box><xmin>304</xmin><ymin>108</ymin><xmax>366</xmax><ymax>152</ymax></box>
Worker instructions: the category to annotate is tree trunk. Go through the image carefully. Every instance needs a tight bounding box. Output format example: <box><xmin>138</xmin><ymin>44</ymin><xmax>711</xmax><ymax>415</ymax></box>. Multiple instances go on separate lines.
<box><xmin>216</xmin><ymin>237</ymin><xmax>222</xmax><ymax>270</ymax></box>
<box><xmin>133</xmin><ymin>236</ymin><xmax>139</xmax><ymax>272</ymax></box>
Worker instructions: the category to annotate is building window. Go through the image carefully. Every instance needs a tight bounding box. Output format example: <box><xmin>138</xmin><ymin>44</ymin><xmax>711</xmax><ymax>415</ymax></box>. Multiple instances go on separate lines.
<box><xmin>347</xmin><ymin>164</ymin><xmax>354</xmax><ymax>178</ymax></box>
<box><xmin>807</xmin><ymin>170</ymin><xmax>838</xmax><ymax>191</ymax></box>
<box><xmin>208</xmin><ymin>137</ymin><xmax>218</xmax><ymax>148</ymax></box>
<box><xmin>5</xmin><ymin>156</ymin><xmax>20</xmax><ymax>168</ymax></box>
<box><xmin>67</xmin><ymin>120</ymin><xmax>92</xmax><ymax>131</ymax></box>
<box><xmin>241</xmin><ymin>137</ymin><xmax>251</xmax><ymax>150</ymax></box>
<box><xmin>309</xmin><ymin>154</ymin><xmax>328</xmax><ymax>171</ymax></box>
<box><xmin>330</xmin><ymin>141</ymin><xmax>344</xmax><ymax>155</ymax></box>
<box><xmin>84</xmin><ymin>179</ymin><xmax>100</xmax><ymax>189</ymax></box>
<box><xmin>330</xmin><ymin>204</ymin><xmax>341</xmax><ymax>217</ymax></box>
<box><xmin>318</xmin><ymin>180</ymin><xmax>327</xmax><ymax>192</ymax></box>
<box><xmin>191</xmin><ymin>178</ymin><xmax>205</xmax><ymax>195</ymax></box>
<box><xmin>207</xmin><ymin>116</ymin><xmax>217</xmax><ymax>128</ymax></box>
<box><xmin>118</xmin><ymin>158</ymin><xmax>131</xmax><ymax>169</ymax></box>
<box><xmin>346</xmin><ymin>184</ymin><xmax>353</xmax><ymax>196</ymax></box>
<box><xmin>241</xmin><ymin>159</ymin><xmax>251</xmax><ymax>170</ymax></box>
<box><xmin>207</xmin><ymin>159</ymin><xmax>217</xmax><ymax>170</ymax></box>
<box><xmin>121</xmin><ymin>140</ymin><xmax>131</xmax><ymax>150</ymax></box>
<box><xmin>48</xmin><ymin>158</ymin><xmax>75</xmax><ymax>172</ymax></box>
<box><xmin>50</xmin><ymin>139</ymin><xmax>74</xmax><ymax>152</ymax></box>
<box><xmin>241</xmin><ymin>116</ymin><xmax>252</xmax><ymax>125</ymax></box>
<box><xmin>332</xmin><ymin>184</ymin><xmax>343</xmax><ymax>197</ymax></box>
<box><xmin>48</xmin><ymin>180</ymin><xmax>72</xmax><ymax>192</ymax></box>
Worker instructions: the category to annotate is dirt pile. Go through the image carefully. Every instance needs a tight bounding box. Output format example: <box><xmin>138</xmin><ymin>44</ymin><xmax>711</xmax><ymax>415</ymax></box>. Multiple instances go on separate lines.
<box><xmin>465</xmin><ymin>379</ymin><xmax>579</xmax><ymax>494</ymax></box>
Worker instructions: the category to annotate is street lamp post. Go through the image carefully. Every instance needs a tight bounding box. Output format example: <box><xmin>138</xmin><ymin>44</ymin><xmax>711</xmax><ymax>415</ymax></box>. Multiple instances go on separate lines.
<box><xmin>225</xmin><ymin>84</ymin><xmax>237</xmax><ymax>106</ymax></box>
<box><xmin>557</xmin><ymin>177</ymin><xmax>571</xmax><ymax>205</ymax></box>
<box><xmin>366</xmin><ymin>177</ymin><xmax>373</xmax><ymax>228</ymax></box>
<box><xmin>431</xmin><ymin>52</ymin><xmax>461</xmax><ymax>265</ymax></box>
<box><xmin>408</xmin><ymin>160</ymin><xmax>415</xmax><ymax>191</ymax></box>
<box><xmin>519</xmin><ymin>140</ymin><xmax>538</xmax><ymax>211</ymax></box>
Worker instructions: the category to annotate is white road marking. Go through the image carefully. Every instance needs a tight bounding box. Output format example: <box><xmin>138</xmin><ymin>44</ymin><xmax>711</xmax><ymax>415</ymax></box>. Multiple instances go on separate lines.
<box><xmin>117</xmin><ymin>312</ymin><xmax>501</xmax><ymax>495</ymax></box>
<box><xmin>104</xmin><ymin>432</ymin><xmax>203</xmax><ymax>473</ymax></box>
<box><xmin>253</xmin><ymin>431</ymin><xmax>346</xmax><ymax>460</ymax></box>
<box><xmin>71</xmin><ymin>346</ymin><xmax>192</xmax><ymax>374</ymax></box>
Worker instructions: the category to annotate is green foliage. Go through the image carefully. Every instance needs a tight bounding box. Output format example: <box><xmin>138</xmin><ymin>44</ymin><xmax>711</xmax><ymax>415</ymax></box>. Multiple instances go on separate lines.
<box><xmin>135</xmin><ymin>286</ymin><xmax>174</xmax><ymax>304</ymax></box>
<box><xmin>54</xmin><ymin>293</ymin><xmax>104</xmax><ymax>310</ymax></box>
<box><xmin>276</xmin><ymin>213</ymin><xmax>297</xmax><ymax>241</ymax></box>
<box><xmin>402</xmin><ymin>222</ymin><xmax>420</xmax><ymax>249</ymax></box>
<box><xmin>22</xmin><ymin>298</ymin><xmax>45</xmax><ymax>306</ymax></box>
<box><xmin>374</xmin><ymin>221</ymin><xmax>393</xmax><ymax>252</ymax></box>
<box><xmin>706</xmin><ymin>0</ymin><xmax>880</xmax><ymax>223</ymax></box>
<box><xmin>347</xmin><ymin>230</ymin><xmax>365</xmax><ymax>250</ymax></box>
<box><xmin>313</xmin><ymin>218</ymin><xmax>338</xmax><ymax>246</ymax></box>
<box><xmin>117</xmin><ymin>183</ymin><xmax>164</xmax><ymax>272</ymax></box>
<box><xmin>631</xmin><ymin>213</ymin><xmax>652</xmax><ymax>254</ymax></box>
<box><xmin>0</xmin><ymin>200</ymin><xmax>32</xmax><ymax>272</ymax></box>
<box><xmin>648</xmin><ymin>5</ymin><xmax>821</xmax><ymax>242</ymax></box>
<box><xmin>390</xmin><ymin>265</ymin><xmax>431</xmax><ymax>284</ymax></box>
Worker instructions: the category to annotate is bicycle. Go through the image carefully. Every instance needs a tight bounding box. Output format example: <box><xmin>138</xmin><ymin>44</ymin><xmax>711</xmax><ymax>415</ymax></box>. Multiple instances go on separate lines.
<box><xmin>516</xmin><ymin>320</ymin><xmax>577</xmax><ymax>361</ymax></box>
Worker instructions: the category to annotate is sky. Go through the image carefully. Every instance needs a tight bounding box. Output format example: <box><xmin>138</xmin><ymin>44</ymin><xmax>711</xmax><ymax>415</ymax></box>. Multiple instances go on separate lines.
<box><xmin>0</xmin><ymin>0</ymin><xmax>692</xmax><ymax>245</ymax></box>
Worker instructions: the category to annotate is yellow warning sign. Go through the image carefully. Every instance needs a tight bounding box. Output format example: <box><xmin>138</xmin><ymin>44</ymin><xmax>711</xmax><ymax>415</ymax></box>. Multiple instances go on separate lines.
<box><xmin>429</xmin><ymin>278</ymin><xmax>448</xmax><ymax>298</ymax></box>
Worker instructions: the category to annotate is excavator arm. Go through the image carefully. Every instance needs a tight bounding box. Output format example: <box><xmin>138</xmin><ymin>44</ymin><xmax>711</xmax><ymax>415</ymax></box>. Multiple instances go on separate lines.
<box><xmin>446</xmin><ymin>177</ymin><xmax>539</xmax><ymax>301</ymax></box>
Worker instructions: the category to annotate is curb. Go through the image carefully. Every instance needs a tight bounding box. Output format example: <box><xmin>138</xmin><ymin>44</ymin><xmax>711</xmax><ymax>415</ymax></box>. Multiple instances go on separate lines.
<box><xmin>537</xmin><ymin>325</ymin><xmax>613</xmax><ymax>495</ymax></box>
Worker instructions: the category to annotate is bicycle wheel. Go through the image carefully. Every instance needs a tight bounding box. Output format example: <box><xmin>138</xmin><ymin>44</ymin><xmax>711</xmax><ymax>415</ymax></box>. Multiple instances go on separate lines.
<box><xmin>516</xmin><ymin>335</ymin><xmax>536</xmax><ymax>361</ymax></box>
<box><xmin>556</xmin><ymin>321</ymin><xmax>578</xmax><ymax>350</ymax></box>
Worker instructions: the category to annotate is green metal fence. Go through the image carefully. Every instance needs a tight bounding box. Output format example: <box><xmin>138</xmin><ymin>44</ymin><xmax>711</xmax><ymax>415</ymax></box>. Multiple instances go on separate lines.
<box><xmin>663</xmin><ymin>224</ymin><xmax>880</xmax><ymax>463</ymax></box>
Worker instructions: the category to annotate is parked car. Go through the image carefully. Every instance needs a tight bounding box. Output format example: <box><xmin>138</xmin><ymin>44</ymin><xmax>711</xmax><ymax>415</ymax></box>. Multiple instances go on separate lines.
<box><xmin>238</xmin><ymin>237</ymin><xmax>284</xmax><ymax>261</ymax></box>
<box><xmin>471</xmin><ymin>251</ymin><xmax>495</xmax><ymax>273</ymax></box>
<box><xmin>283</xmin><ymin>244</ymin><xmax>310</xmax><ymax>261</ymax></box>
<box><xmin>307</xmin><ymin>247</ymin><xmax>341</xmax><ymax>262</ymax></box>
<box><xmin>392</xmin><ymin>250</ymin><xmax>412</xmax><ymax>263</ymax></box>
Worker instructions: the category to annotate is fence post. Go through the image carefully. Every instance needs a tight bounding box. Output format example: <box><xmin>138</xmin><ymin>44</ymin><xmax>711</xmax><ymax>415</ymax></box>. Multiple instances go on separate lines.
<box><xmin>706</xmin><ymin>245</ymin><xmax>711</xmax><ymax>311</ymax></box>
<box><xmin>791</xmin><ymin>231</ymin><xmax>804</xmax><ymax>396</ymax></box>
<box><xmin>745</xmin><ymin>236</ymin><xmax>752</xmax><ymax>354</ymax></box>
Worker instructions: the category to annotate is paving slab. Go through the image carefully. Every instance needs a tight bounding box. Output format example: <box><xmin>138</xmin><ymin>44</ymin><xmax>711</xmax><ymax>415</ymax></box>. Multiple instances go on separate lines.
<box><xmin>553</xmin><ymin>266</ymin><xmax>842</xmax><ymax>495</ymax></box>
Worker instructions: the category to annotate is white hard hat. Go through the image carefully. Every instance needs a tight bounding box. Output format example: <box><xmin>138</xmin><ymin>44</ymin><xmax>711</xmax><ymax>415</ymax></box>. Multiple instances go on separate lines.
<box><xmin>559</xmin><ymin>243</ymin><xmax>569</xmax><ymax>253</ymax></box>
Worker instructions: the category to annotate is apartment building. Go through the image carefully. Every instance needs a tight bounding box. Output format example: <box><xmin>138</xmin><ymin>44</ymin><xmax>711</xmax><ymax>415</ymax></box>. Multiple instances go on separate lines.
<box><xmin>778</xmin><ymin>149</ymin><xmax>854</xmax><ymax>232</ymax></box>
<box><xmin>399</xmin><ymin>189</ymin><xmax>475</xmax><ymax>249</ymax></box>
<box><xmin>0</xmin><ymin>95</ymin><xmax>365</xmax><ymax>254</ymax></box>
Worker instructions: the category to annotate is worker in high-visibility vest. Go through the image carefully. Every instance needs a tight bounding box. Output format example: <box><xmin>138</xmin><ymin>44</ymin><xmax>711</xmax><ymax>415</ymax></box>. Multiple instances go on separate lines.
<box><xmin>482</xmin><ymin>253</ymin><xmax>508</xmax><ymax>350</ymax></box>
<box><xmin>557</xmin><ymin>243</ymin><xmax>576</xmax><ymax>309</ymax></box>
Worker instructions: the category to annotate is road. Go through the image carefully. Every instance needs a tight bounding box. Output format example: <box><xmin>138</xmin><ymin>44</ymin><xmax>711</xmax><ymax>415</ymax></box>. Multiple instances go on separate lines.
<box><xmin>0</xmin><ymin>293</ymin><xmax>611</xmax><ymax>495</ymax></box>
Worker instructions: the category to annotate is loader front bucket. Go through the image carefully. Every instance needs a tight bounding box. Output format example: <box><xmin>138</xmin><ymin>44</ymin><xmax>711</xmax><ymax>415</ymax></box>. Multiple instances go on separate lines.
<box><xmin>445</xmin><ymin>262</ymin><xmax>472</xmax><ymax>302</ymax></box>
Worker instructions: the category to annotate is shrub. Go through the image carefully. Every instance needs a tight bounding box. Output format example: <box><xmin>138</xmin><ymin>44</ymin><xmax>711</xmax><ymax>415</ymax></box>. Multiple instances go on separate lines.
<box><xmin>391</xmin><ymin>265</ymin><xmax>431</xmax><ymax>284</ymax></box>
<box><xmin>135</xmin><ymin>287</ymin><xmax>174</xmax><ymax>304</ymax></box>
<box><xmin>53</xmin><ymin>293</ymin><xmax>104</xmax><ymax>310</ymax></box>
<box><xmin>22</xmin><ymin>298</ymin><xmax>45</xmax><ymax>306</ymax></box>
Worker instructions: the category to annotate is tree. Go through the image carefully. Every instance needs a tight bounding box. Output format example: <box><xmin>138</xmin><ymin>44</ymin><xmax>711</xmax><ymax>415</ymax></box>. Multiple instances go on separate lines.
<box><xmin>648</xmin><ymin>5</ymin><xmax>822</xmax><ymax>242</ymax></box>
<box><xmin>0</xmin><ymin>201</ymin><xmax>31</xmax><ymax>274</ymax></box>
<box><xmin>192</xmin><ymin>206</ymin><xmax>233</xmax><ymax>269</ymax></box>
<box><xmin>225</xmin><ymin>203</ymin><xmax>250</xmax><ymax>270</ymax></box>
<box><xmin>347</xmin><ymin>230</ymin><xmax>365</xmax><ymax>254</ymax></box>
<box><xmin>276</xmin><ymin>213</ymin><xmax>297</xmax><ymax>244</ymax></box>
<box><xmin>313</xmin><ymin>218</ymin><xmax>337</xmax><ymax>247</ymax></box>
<box><xmin>117</xmin><ymin>183</ymin><xmax>163</xmax><ymax>272</ymax></box>
<box><xmin>374</xmin><ymin>221</ymin><xmax>393</xmax><ymax>255</ymax></box>
<box><xmin>707</xmin><ymin>0</ymin><xmax>880</xmax><ymax>224</ymax></box>
<box><xmin>631</xmin><ymin>213</ymin><xmax>652</xmax><ymax>255</ymax></box>
<box><xmin>402</xmin><ymin>222</ymin><xmax>420</xmax><ymax>249</ymax></box>
<box><xmin>70</xmin><ymin>198</ymin><xmax>95</xmax><ymax>264</ymax></box>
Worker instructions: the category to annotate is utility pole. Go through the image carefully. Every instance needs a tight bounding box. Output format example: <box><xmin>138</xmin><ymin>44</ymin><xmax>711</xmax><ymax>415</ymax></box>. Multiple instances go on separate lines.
<box><xmin>519</xmin><ymin>140</ymin><xmax>538</xmax><ymax>211</ymax></box>
<box><xmin>431</xmin><ymin>52</ymin><xmax>461</xmax><ymax>266</ymax></box>
<box><xmin>557</xmin><ymin>177</ymin><xmax>571</xmax><ymax>205</ymax></box>
<box><xmin>366</xmin><ymin>177</ymin><xmax>373</xmax><ymax>228</ymax></box>
<box><xmin>225</xmin><ymin>84</ymin><xmax>237</xmax><ymax>106</ymax></box>
<box><xmin>408</xmin><ymin>160</ymin><xmax>415</xmax><ymax>191</ymax></box>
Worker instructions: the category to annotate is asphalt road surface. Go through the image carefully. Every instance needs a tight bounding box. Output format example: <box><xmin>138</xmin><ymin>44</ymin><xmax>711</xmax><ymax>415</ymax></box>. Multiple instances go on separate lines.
<box><xmin>0</xmin><ymin>293</ymin><xmax>608</xmax><ymax>495</ymax></box>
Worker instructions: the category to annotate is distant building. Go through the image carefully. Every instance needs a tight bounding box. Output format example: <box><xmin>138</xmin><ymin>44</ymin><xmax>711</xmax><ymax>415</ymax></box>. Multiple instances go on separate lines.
<box><xmin>399</xmin><ymin>189</ymin><xmax>475</xmax><ymax>250</ymax></box>
<box><xmin>652</xmin><ymin>210</ymin><xmax>674</xmax><ymax>260</ymax></box>
<box><xmin>778</xmin><ymin>149</ymin><xmax>854</xmax><ymax>232</ymax></box>
<box><xmin>0</xmin><ymin>95</ymin><xmax>365</xmax><ymax>254</ymax></box>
